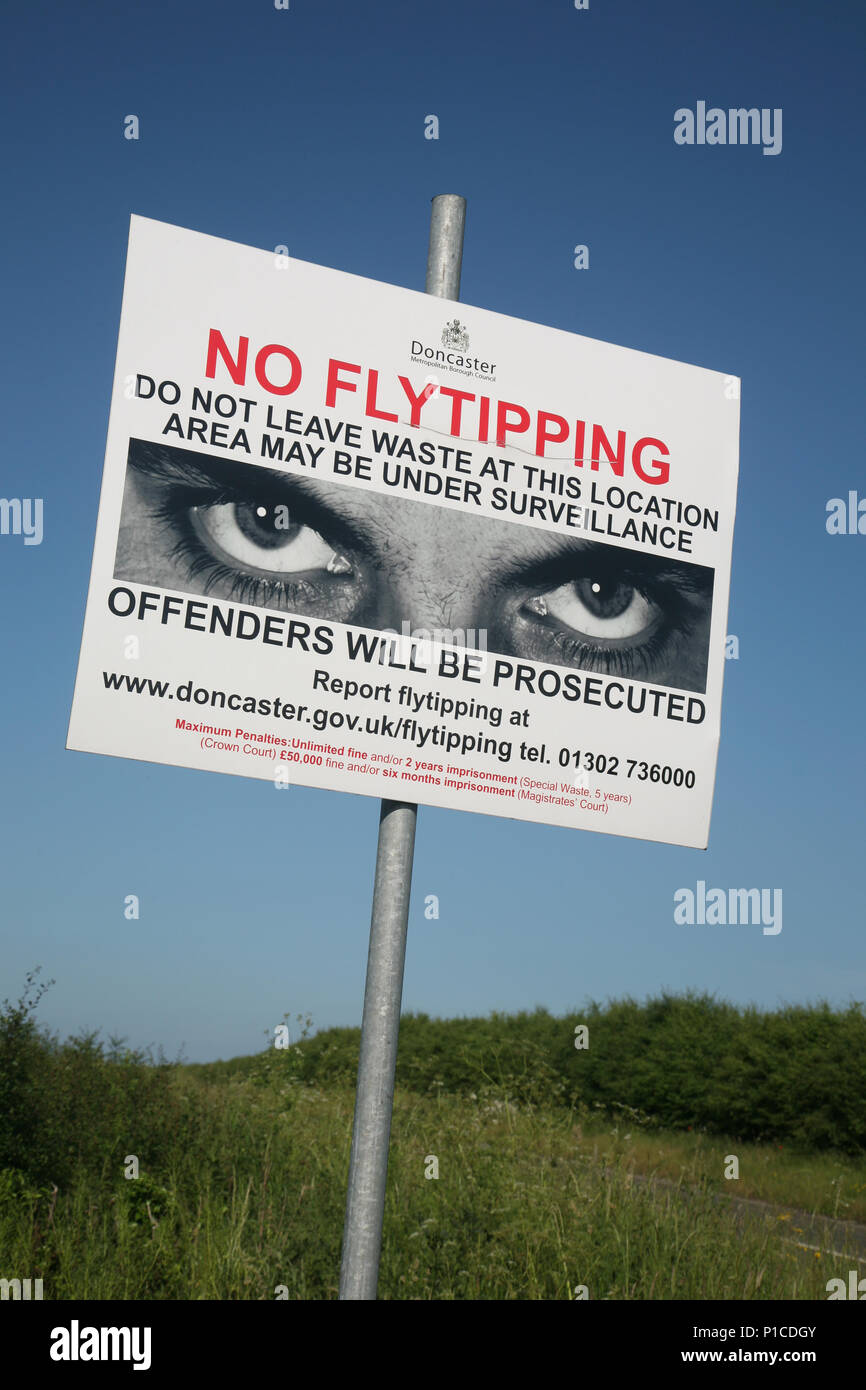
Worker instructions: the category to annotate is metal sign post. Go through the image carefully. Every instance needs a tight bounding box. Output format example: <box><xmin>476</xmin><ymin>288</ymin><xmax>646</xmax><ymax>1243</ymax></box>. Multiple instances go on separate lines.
<box><xmin>337</xmin><ymin>194</ymin><xmax>466</xmax><ymax>1301</ymax></box>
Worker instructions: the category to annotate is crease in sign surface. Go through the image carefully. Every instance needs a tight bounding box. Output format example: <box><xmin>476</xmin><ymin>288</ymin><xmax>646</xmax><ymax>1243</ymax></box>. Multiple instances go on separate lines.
<box><xmin>67</xmin><ymin>216</ymin><xmax>740</xmax><ymax>849</ymax></box>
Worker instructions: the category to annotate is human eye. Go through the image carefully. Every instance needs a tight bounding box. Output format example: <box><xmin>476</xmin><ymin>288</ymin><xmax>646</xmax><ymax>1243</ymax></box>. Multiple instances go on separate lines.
<box><xmin>528</xmin><ymin>576</ymin><xmax>656</xmax><ymax>642</ymax></box>
<box><xmin>163</xmin><ymin>483</ymin><xmax>357</xmax><ymax>612</ymax></box>
<box><xmin>511</xmin><ymin>542</ymin><xmax>714</xmax><ymax>690</ymax></box>
<box><xmin>122</xmin><ymin>444</ymin><xmax>368</xmax><ymax>619</ymax></box>
<box><xmin>189</xmin><ymin>499</ymin><xmax>349</xmax><ymax>581</ymax></box>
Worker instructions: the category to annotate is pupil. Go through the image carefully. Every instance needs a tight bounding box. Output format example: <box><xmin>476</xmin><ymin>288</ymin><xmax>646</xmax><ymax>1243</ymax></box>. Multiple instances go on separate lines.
<box><xmin>575</xmin><ymin>576</ymin><xmax>633</xmax><ymax>619</ymax></box>
<box><xmin>234</xmin><ymin>502</ymin><xmax>297</xmax><ymax>550</ymax></box>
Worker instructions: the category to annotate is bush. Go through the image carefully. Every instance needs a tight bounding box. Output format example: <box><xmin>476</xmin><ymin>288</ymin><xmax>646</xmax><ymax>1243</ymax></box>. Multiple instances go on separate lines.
<box><xmin>4</xmin><ymin>973</ymin><xmax>864</xmax><ymax>1181</ymax></box>
<box><xmin>0</xmin><ymin>970</ymin><xmax>187</xmax><ymax>1189</ymax></box>
<box><xmin>254</xmin><ymin>993</ymin><xmax>866</xmax><ymax>1152</ymax></box>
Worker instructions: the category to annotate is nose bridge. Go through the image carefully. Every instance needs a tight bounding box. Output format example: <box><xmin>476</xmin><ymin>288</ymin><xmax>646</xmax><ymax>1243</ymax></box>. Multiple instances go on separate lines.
<box><xmin>378</xmin><ymin>533</ymin><xmax>479</xmax><ymax>640</ymax></box>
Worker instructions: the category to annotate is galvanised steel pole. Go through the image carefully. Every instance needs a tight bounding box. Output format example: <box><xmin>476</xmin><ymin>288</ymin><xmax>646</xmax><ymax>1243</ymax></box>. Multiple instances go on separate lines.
<box><xmin>338</xmin><ymin>194</ymin><xmax>466</xmax><ymax>1301</ymax></box>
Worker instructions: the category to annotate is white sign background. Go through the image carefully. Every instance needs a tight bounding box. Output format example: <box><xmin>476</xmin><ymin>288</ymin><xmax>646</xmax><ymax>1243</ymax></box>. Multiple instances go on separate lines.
<box><xmin>67</xmin><ymin>216</ymin><xmax>740</xmax><ymax>848</ymax></box>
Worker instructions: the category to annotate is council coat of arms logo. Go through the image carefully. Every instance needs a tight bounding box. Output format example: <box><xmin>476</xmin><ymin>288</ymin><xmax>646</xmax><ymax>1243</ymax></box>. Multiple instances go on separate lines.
<box><xmin>441</xmin><ymin>319</ymin><xmax>470</xmax><ymax>351</ymax></box>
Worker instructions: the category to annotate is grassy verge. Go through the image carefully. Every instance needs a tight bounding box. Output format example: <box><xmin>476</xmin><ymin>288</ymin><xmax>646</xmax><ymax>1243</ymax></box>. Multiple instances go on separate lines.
<box><xmin>568</xmin><ymin>1110</ymin><xmax>866</xmax><ymax>1225</ymax></box>
<box><xmin>0</xmin><ymin>1071</ymin><xmax>854</xmax><ymax>1300</ymax></box>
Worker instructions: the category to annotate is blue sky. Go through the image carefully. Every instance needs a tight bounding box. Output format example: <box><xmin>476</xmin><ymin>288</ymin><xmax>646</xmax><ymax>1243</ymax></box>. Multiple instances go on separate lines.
<box><xmin>1</xmin><ymin>0</ymin><xmax>863</xmax><ymax>1062</ymax></box>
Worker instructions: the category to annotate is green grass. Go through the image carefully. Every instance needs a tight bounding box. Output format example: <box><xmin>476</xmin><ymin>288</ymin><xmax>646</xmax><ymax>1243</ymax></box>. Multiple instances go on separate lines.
<box><xmin>0</xmin><ymin>1072</ymin><xmax>857</xmax><ymax>1301</ymax></box>
<box><xmin>1</xmin><ymin>977</ymin><xmax>863</xmax><ymax>1300</ymax></box>
<box><xmin>571</xmin><ymin>1118</ymin><xmax>866</xmax><ymax>1226</ymax></box>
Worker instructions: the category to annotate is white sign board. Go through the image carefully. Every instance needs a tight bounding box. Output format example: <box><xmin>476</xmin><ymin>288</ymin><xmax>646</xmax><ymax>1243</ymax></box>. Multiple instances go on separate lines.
<box><xmin>67</xmin><ymin>216</ymin><xmax>740</xmax><ymax>848</ymax></box>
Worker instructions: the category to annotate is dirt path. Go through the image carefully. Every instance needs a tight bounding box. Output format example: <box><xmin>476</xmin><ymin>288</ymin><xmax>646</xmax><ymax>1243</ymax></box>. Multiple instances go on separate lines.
<box><xmin>716</xmin><ymin>1191</ymin><xmax>866</xmax><ymax>1263</ymax></box>
<box><xmin>620</xmin><ymin>1168</ymin><xmax>866</xmax><ymax>1263</ymax></box>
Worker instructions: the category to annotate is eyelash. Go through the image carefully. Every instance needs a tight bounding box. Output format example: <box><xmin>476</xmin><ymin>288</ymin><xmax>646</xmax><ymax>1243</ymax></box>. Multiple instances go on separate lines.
<box><xmin>553</xmin><ymin>623</ymin><xmax>672</xmax><ymax>679</ymax></box>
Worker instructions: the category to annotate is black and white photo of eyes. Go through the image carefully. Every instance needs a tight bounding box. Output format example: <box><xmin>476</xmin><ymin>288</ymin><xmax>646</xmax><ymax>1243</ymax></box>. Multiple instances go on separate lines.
<box><xmin>114</xmin><ymin>439</ymin><xmax>715</xmax><ymax>693</ymax></box>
